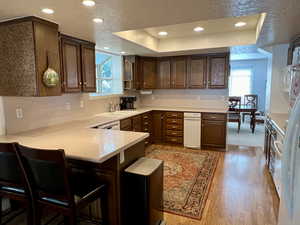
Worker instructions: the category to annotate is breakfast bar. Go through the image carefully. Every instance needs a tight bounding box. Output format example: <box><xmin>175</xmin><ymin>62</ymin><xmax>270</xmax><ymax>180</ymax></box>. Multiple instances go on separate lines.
<box><xmin>0</xmin><ymin>121</ymin><xmax>149</xmax><ymax>225</ymax></box>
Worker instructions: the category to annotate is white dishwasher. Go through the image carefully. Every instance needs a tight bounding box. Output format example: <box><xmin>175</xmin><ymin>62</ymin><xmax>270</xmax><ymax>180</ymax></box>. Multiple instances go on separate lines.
<box><xmin>184</xmin><ymin>113</ymin><xmax>201</xmax><ymax>149</ymax></box>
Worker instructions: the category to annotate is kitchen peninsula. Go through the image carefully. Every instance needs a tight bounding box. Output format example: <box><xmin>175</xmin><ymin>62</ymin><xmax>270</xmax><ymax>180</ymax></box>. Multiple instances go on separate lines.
<box><xmin>0</xmin><ymin>117</ymin><xmax>149</xmax><ymax>225</ymax></box>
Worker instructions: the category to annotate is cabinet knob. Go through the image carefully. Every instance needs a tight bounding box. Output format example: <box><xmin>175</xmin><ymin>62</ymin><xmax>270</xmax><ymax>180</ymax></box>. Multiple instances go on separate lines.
<box><xmin>79</xmin><ymin>81</ymin><xmax>82</xmax><ymax>85</ymax></box>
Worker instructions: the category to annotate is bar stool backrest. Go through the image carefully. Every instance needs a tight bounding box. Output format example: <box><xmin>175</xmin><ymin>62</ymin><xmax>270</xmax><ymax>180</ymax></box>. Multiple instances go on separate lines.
<box><xmin>16</xmin><ymin>144</ymin><xmax>74</xmax><ymax>207</ymax></box>
<box><xmin>0</xmin><ymin>143</ymin><xmax>24</xmax><ymax>189</ymax></box>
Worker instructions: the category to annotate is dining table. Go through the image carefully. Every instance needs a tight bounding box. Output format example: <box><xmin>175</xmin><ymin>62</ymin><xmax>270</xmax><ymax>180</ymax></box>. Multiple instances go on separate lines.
<box><xmin>232</xmin><ymin>104</ymin><xmax>258</xmax><ymax>133</ymax></box>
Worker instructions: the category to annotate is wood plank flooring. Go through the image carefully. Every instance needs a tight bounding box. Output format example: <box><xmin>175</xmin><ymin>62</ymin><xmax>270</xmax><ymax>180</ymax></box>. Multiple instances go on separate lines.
<box><xmin>4</xmin><ymin>144</ymin><xmax>279</xmax><ymax>225</ymax></box>
<box><xmin>164</xmin><ymin>144</ymin><xmax>279</xmax><ymax>225</ymax></box>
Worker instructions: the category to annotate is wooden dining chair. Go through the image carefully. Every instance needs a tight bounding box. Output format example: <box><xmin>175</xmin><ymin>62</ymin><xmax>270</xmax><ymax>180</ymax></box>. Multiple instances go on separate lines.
<box><xmin>0</xmin><ymin>142</ymin><xmax>34</xmax><ymax>225</ymax></box>
<box><xmin>242</xmin><ymin>95</ymin><xmax>259</xmax><ymax>122</ymax></box>
<box><xmin>15</xmin><ymin>144</ymin><xmax>108</xmax><ymax>225</ymax></box>
<box><xmin>228</xmin><ymin>96</ymin><xmax>242</xmax><ymax>133</ymax></box>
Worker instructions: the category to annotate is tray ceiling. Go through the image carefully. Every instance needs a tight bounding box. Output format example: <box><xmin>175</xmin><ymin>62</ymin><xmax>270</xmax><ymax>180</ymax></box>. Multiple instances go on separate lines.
<box><xmin>0</xmin><ymin>0</ymin><xmax>299</xmax><ymax>56</ymax></box>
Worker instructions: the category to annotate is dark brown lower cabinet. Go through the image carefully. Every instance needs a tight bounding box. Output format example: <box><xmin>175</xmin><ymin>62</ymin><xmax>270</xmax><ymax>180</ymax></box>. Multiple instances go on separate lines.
<box><xmin>141</xmin><ymin>112</ymin><xmax>152</xmax><ymax>146</ymax></box>
<box><xmin>164</xmin><ymin>112</ymin><xmax>184</xmax><ymax>145</ymax></box>
<box><xmin>132</xmin><ymin>115</ymin><xmax>142</xmax><ymax>132</ymax></box>
<box><xmin>201</xmin><ymin>113</ymin><xmax>227</xmax><ymax>150</ymax></box>
<box><xmin>152</xmin><ymin>111</ymin><xmax>165</xmax><ymax>144</ymax></box>
<box><xmin>120</xmin><ymin>118</ymin><xmax>132</xmax><ymax>131</ymax></box>
<box><xmin>121</xmin><ymin>111</ymin><xmax>227</xmax><ymax>149</ymax></box>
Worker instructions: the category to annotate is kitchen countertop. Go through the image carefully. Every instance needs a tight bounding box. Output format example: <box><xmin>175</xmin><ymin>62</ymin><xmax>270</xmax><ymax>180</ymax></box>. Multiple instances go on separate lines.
<box><xmin>0</xmin><ymin>107</ymin><xmax>227</xmax><ymax>164</ymax></box>
<box><xmin>268</xmin><ymin>113</ymin><xmax>289</xmax><ymax>136</ymax></box>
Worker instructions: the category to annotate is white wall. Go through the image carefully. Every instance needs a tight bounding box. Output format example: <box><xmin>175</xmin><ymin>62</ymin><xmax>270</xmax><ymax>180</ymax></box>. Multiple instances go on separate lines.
<box><xmin>265</xmin><ymin>44</ymin><xmax>290</xmax><ymax>114</ymax></box>
<box><xmin>230</xmin><ymin>58</ymin><xmax>268</xmax><ymax>111</ymax></box>
<box><xmin>0</xmin><ymin>97</ymin><xmax>5</xmax><ymax>135</ymax></box>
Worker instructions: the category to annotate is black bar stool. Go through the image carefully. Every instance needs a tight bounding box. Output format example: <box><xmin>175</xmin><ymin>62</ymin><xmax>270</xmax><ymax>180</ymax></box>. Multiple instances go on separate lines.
<box><xmin>15</xmin><ymin>144</ymin><xmax>108</xmax><ymax>225</ymax></box>
<box><xmin>0</xmin><ymin>142</ymin><xmax>34</xmax><ymax>225</ymax></box>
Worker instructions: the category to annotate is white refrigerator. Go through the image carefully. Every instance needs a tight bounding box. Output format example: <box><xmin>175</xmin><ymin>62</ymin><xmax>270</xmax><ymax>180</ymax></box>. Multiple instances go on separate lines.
<box><xmin>278</xmin><ymin>66</ymin><xmax>300</xmax><ymax>225</ymax></box>
<box><xmin>278</xmin><ymin>95</ymin><xmax>300</xmax><ymax>225</ymax></box>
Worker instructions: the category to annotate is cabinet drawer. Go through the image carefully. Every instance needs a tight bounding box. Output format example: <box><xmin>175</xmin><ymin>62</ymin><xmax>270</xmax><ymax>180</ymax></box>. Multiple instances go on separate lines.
<box><xmin>143</xmin><ymin>121</ymin><xmax>151</xmax><ymax>126</ymax></box>
<box><xmin>166</xmin><ymin>124</ymin><xmax>183</xmax><ymax>131</ymax></box>
<box><xmin>165</xmin><ymin>112</ymin><xmax>183</xmax><ymax>119</ymax></box>
<box><xmin>202</xmin><ymin>113</ymin><xmax>226</xmax><ymax>121</ymax></box>
<box><xmin>120</xmin><ymin>118</ymin><xmax>132</xmax><ymax>129</ymax></box>
<box><xmin>142</xmin><ymin>113</ymin><xmax>151</xmax><ymax>120</ymax></box>
<box><xmin>166</xmin><ymin>130</ymin><xmax>183</xmax><ymax>137</ymax></box>
<box><xmin>165</xmin><ymin>136</ymin><xmax>183</xmax><ymax>144</ymax></box>
<box><xmin>166</xmin><ymin>118</ymin><xmax>183</xmax><ymax>125</ymax></box>
<box><xmin>143</xmin><ymin>126</ymin><xmax>151</xmax><ymax>132</ymax></box>
<box><xmin>145</xmin><ymin>137</ymin><xmax>150</xmax><ymax>146</ymax></box>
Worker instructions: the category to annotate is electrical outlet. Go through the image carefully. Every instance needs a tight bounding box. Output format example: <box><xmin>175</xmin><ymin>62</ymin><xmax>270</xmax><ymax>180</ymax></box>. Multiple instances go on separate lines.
<box><xmin>16</xmin><ymin>108</ymin><xmax>23</xmax><ymax>119</ymax></box>
<box><xmin>65</xmin><ymin>102</ymin><xmax>71</xmax><ymax>110</ymax></box>
<box><xmin>80</xmin><ymin>100</ymin><xmax>84</xmax><ymax>108</ymax></box>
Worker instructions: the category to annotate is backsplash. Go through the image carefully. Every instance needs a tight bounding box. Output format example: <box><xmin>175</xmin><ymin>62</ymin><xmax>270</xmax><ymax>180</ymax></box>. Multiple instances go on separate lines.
<box><xmin>1</xmin><ymin>89</ymin><xmax>226</xmax><ymax>134</ymax></box>
<box><xmin>140</xmin><ymin>89</ymin><xmax>228</xmax><ymax>109</ymax></box>
<box><xmin>2</xmin><ymin>91</ymin><xmax>139</xmax><ymax>134</ymax></box>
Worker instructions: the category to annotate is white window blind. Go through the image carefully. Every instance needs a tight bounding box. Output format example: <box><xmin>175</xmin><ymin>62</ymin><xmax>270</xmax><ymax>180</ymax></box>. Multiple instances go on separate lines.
<box><xmin>229</xmin><ymin>68</ymin><xmax>252</xmax><ymax>98</ymax></box>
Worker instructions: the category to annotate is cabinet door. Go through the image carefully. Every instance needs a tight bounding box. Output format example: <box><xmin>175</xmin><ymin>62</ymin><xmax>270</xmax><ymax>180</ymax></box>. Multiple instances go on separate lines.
<box><xmin>141</xmin><ymin>57</ymin><xmax>157</xmax><ymax>89</ymax></box>
<box><xmin>120</xmin><ymin>118</ymin><xmax>133</xmax><ymax>131</ymax></box>
<box><xmin>187</xmin><ymin>56</ymin><xmax>206</xmax><ymax>89</ymax></box>
<box><xmin>132</xmin><ymin>115</ymin><xmax>142</xmax><ymax>132</ymax></box>
<box><xmin>123</xmin><ymin>56</ymin><xmax>140</xmax><ymax>90</ymax></box>
<box><xmin>201</xmin><ymin>120</ymin><xmax>226</xmax><ymax>149</ymax></box>
<box><xmin>61</xmin><ymin>37</ymin><xmax>82</xmax><ymax>93</ymax></box>
<box><xmin>208</xmin><ymin>54</ymin><xmax>229</xmax><ymax>89</ymax></box>
<box><xmin>33</xmin><ymin>21</ymin><xmax>62</xmax><ymax>96</ymax></box>
<box><xmin>171</xmin><ymin>56</ymin><xmax>187</xmax><ymax>88</ymax></box>
<box><xmin>81</xmin><ymin>44</ymin><xmax>96</xmax><ymax>92</ymax></box>
<box><xmin>157</xmin><ymin>58</ymin><xmax>171</xmax><ymax>89</ymax></box>
<box><xmin>152</xmin><ymin>111</ymin><xmax>164</xmax><ymax>143</ymax></box>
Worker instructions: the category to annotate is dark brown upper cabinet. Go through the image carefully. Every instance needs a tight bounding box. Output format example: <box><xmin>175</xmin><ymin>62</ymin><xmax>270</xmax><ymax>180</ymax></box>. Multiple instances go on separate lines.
<box><xmin>171</xmin><ymin>56</ymin><xmax>187</xmax><ymax>89</ymax></box>
<box><xmin>81</xmin><ymin>44</ymin><xmax>96</xmax><ymax>92</ymax></box>
<box><xmin>60</xmin><ymin>34</ymin><xmax>96</xmax><ymax>93</ymax></box>
<box><xmin>140</xmin><ymin>57</ymin><xmax>157</xmax><ymax>89</ymax></box>
<box><xmin>0</xmin><ymin>16</ymin><xmax>61</xmax><ymax>96</ymax></box>
<box><xmin>123</xmin><ymin>53</ymin><xmax>229</xmax><ymax>91</ymax></box>
<box><xmin>207</xmin><ymin>53</ymin><xmax>229</xmax><ymax>89</ymax></box>
<box><xmin>157</xmin><ymin>58</ymin><xmax>171</xmax><ymax>89</ymax></box>
<box><xmin>60</xmin><ymin>36</ymin><xmax>82</xmax><ymax>93</ymax></box>
<box><xmin>123</xmin><ymin>56</ymin><xmax>140</xmax><ymax>90</ymax></box>
<box><xmin>187</xmin><ymin>55</ymin><xmax>207</xmax><ymax>89</ymax></box>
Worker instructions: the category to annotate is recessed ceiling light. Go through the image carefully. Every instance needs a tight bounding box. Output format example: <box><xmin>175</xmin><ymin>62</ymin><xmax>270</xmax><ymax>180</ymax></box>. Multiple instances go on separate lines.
<box><xmin>120</xmin><ymin>51</ymin><xmax>126</xmax><ymax>54</ymax></box>
<box><xmin>82</xmin><ymin>0</ymin><xmax>95</xmax><ymax>7</ymax></box>
<box><xmin>103</xmin><ymin>47</ymin><xmax>110</xmax><ymax>50</ymax></box>
<box><xmin>235</xmin><ymin>22</ymin><xmax>247</xmax><ymax>27</ymax></box>
<box><xmin>93</xmin><ymin>18</ymin><xmax>104</xmax><ymax>23</ymax></box>
<box><xmin>193</xmin><ymin>27</ymin><xmax>204</xmax><ymax>32</ymax></box>
<box><xmin>158</xmin><ymin>31</ymin><xmax>168</xmax><ymax>36</ymax></box>
<box><xmin>41</xmin><ymin>8</ymin><xmax>54</xmax><ymax>14</ymax></box>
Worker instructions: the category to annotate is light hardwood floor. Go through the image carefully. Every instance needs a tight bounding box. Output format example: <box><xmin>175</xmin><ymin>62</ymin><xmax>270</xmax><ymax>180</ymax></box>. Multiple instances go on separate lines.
<box><xmin>164</xmin><ymin>144</ymin><xmax>279</xmax><ymax>225</ymax></box>
<box><xmin>4</xmin><ymin>144</ymin><xmax>279</xmax><ymax>225</ymax></box>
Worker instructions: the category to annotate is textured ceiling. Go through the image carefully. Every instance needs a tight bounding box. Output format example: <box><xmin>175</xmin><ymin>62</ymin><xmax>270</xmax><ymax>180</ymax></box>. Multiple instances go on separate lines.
<box><xmin>0</xmin><ymin>0</ymin><xmax>299</xmax><ymax>56</ymax></box>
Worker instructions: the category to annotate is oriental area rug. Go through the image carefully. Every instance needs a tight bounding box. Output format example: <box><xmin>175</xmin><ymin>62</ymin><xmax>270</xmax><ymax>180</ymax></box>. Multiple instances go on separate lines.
<box><xmin>146</xmin><ymin>145</ymin><xmax>220</xmax><ymax>220</ymax></box>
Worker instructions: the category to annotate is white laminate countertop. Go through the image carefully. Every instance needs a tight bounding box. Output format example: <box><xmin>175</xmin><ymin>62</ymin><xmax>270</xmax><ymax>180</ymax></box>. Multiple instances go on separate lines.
<box><xmin>0</xmin><ymin>107</ymin><xmax>227</xmax><ymax>163</ymax></box>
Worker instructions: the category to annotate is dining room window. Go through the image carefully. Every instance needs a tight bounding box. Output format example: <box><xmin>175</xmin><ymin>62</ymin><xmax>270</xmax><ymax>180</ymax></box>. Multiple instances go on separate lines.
<box><xmin>229</xmin><ymin>68</ymin><xmax>252</xmax><ymax>98</ymax></box>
